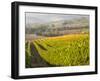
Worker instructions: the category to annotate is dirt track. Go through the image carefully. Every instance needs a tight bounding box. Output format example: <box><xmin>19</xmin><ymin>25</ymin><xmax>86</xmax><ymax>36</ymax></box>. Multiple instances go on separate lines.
<box><xmin>30</xmin><ymin>42</ymin><xmax>51</xmax><ymax>67</ymax></box>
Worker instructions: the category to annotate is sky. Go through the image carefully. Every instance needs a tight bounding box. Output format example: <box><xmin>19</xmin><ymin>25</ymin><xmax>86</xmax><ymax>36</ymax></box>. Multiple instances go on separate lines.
<box><xmin>25</xmin><ymin>12</ymin><xmax>89</xmax><ymax>24</ymax></box>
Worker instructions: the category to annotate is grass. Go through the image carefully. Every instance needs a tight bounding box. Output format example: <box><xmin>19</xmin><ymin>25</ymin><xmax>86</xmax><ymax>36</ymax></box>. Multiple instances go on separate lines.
<box><xmin>26</xmin><ymin>33</ymin><xmax>89</xmax><ymax>67</ymax></box>
<box><xmin>25</xmin><ymin>41</ymin><xmax>32</xmax><ymax>68</ymax></box>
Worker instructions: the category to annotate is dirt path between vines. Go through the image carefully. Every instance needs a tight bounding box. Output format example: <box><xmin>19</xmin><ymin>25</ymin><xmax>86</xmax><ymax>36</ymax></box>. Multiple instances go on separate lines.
<box><xmin>30</xmin><ymin>42</ymin><xmax>51</xmax><ymax>68</ymax></box>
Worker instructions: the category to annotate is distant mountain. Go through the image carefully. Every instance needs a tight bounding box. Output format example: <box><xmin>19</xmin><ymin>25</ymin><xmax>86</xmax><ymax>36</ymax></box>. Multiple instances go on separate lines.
<box><xmin>26</xmin><ymin>17</ymin><xmax>89</xmax><ymax>28</ymax></box>
<box><xmin>25</xmin><ymin>17</ymin><xmax>89</xmax><ymax>36</ymax></box>
<box><xmin>26</xmin><ymin>12</ymin><xmax>89</xmax><ymax>25</ymax></box>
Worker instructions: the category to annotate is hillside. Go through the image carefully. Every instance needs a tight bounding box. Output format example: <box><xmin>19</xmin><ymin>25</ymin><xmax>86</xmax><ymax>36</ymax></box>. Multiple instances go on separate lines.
<box><xmin>26</xmin><ymin>17</ymin><xmax>89</xmax><ymax>37</ymax></box>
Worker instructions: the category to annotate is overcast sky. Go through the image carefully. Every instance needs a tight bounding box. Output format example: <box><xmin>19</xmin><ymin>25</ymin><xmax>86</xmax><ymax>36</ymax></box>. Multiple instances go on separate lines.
<box><xmin>25</xmin><ymin>12</ymin><xmax>89</xmax><ymax>24</ymax></box>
